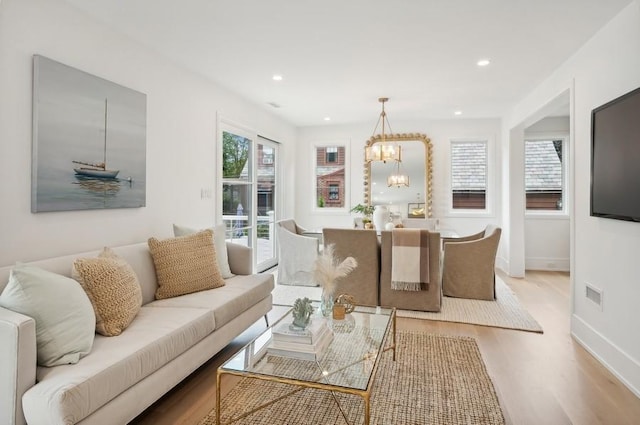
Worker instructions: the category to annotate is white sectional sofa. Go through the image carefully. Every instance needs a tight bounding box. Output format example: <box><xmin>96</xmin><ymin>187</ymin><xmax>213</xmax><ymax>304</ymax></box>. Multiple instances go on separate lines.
<box><xmin>0</xmin><ymin>240</ymin><xmax>274</xmax><ymax>425</ymax></box>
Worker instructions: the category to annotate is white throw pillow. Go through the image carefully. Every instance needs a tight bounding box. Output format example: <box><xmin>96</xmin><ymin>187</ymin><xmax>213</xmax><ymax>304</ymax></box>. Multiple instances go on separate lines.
<box><xmin>173</xmin><ymin>224</ymin><xmax>234</xmax><ymax>278</ymax></box>
<box><xmin>0</xmin><ymin>264</ymin><xmax>95</xmax><ymax>367</ymax></box>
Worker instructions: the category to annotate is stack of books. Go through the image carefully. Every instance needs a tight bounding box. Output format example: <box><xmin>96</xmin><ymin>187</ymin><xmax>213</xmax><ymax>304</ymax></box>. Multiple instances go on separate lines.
<box><xmin>268</xmin><ymin>318</ymin><xmax>333</xmax><ymax>361</ymax></box>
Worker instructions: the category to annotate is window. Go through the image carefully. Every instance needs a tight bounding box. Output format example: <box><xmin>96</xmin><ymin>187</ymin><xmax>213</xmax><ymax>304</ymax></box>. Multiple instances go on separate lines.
<box><xmin>221</xmin><ymin>130</ymin><xmax>252</xmax><ymax>243</ymax></box>
<box><xmin>219</xmin><ymin>122</ymin><xmax>280</xmax><ymax>273</ymax></box>
<box><xmin>451</xmin><ymin>141</ymin><xmax>487</xmax><ymax>209</ymax></box>
<box><xmin>525</xmin><ymin>139</ymin><xmax>565</xmax><ymax>211</ymax></box>
<box><xmin>328</xmin><ymin>183</ymin><xmax>340</xmax><ymax>200</ymax></box>
<box><xmin>325</xmin><ymin>146</ymin><xmax>338</xmax><ymax>163</ymax></box>
<box><xmin>262</xmin><ymin>148</ymin><xmax>273</xmax><ymax>165</ymax></box>
<box><xmin>315</xmin><ymin>145</ymin><xmax>346</xmax><ymax>209</ymax></box>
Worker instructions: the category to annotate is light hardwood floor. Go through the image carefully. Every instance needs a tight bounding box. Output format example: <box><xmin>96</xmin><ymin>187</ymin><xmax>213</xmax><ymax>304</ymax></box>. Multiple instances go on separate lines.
<box><xmin>130</xmin><ymin>271</ymin><xmax>640</xmax><ymax>425</ymax></box>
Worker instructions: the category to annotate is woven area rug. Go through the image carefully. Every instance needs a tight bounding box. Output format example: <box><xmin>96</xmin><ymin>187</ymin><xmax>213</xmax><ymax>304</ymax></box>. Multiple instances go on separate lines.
<box><xmin>199</xmin><ymin>332</ymin><xmax>505</xmax><ymax>425</ymax></box>
<box><xmin>271</xmin><ymin>275</ymin><xmax>542</xmax><ymax>333</ymax></box>
<box><xmin>396</xmin><ymin>277</ymin><xmax>543</xmax><ymax>333</ymax></box>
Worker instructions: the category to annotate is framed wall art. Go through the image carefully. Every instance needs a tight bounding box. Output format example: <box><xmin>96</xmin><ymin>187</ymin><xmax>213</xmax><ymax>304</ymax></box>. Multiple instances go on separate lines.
<box><xmin>31</xmin><ymin>55</ymin><xmax>147</xmax><ymax>212</ymax></box>
<box><xmin>407</xmin><ymin>202</ymin><xmax>426</xmax><ymax>218</ymax></box>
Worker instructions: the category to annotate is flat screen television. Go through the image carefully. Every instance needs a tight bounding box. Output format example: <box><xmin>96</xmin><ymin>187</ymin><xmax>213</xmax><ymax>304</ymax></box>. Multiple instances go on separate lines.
<box><xmin>590</xmin><ymin>86</ymin><xmax>640</xmax><ymax>222</ymax></box>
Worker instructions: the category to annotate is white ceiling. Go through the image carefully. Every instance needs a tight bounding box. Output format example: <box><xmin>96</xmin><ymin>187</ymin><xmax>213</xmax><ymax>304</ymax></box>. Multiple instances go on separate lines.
<box><xmin>62</xmin><ymin>0</ymin><xmax>632</xmax><ymax>127</ymax></box>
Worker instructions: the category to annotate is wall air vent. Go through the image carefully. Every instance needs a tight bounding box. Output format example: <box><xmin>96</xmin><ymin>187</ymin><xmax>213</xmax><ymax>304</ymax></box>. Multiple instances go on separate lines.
<box><xmin>585</xmin><ymin>283</ymin><xmax>603</xmax><ymax>310</ymax></box>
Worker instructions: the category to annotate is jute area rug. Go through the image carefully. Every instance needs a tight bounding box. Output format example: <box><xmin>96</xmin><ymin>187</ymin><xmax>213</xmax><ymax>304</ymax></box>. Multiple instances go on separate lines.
<box><xmin>200</xmin><ymin>331</ymin><xmax>504</xmax><ymax>425</ymax></box>
<box><xmin>271</xmin><ymin>275</ymin><xmax>543</xmax><ymax>333</ymax></box>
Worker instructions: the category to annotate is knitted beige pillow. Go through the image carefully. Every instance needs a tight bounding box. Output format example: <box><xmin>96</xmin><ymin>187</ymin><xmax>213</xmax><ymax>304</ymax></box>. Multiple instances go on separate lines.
<box><xmin>72</xmin><ymin>248</ymin><xmax>143</xmax><ymax>337</ymax></box>
<box><xmin>148</xmin><ymin>229</ymin><xmax>225</xmax><ymax>300</ymax></box>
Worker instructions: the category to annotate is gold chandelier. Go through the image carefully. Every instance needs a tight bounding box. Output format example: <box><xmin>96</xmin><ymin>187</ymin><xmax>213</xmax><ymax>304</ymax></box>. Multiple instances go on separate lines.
<box><xmin>387</xmin><ymin>155</ymin><xmax>410</xmax><ymax>187</ymax></box>
<box><xmin>365</xmin><ymin>97</ymin><xmax>401</xmax><ymax>163</ymax></box>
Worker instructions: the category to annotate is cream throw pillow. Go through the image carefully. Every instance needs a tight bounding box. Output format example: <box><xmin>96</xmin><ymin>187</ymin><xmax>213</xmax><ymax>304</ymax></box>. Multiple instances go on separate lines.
<box><xmin>72</xmin><ymin>248</ymin><xmax>143</xmax><ymax>336</ymax></box>
<box><xmin>148</xmin><ymin>229</ymin><xmax>225</xmax><ymax>300</ymax></box>
<box><xmin>0</xmin><ymin>264</ymin><xmax>95</xmax><ymax>367</ymax></box>
<box><xmin>173</xmin><ymin>223</ymin><xmax>234</xmax><ymax>278</ymax></box>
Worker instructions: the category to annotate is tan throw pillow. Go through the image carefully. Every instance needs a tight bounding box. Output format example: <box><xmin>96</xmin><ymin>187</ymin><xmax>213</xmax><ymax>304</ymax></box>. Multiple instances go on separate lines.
<box><xmin>72</xmin><ymin>248</ymin><xmax>143</xmax><ymax>337</ymax></box>
<box><xmin>148</xmin><ymin>229</ymin><xmax>225</xmax><ymax>300</ymax></box>
<box><xmin>173</xmin><ymin>223</ymin><xmax>234</xmax><ymax>278</ymax></box>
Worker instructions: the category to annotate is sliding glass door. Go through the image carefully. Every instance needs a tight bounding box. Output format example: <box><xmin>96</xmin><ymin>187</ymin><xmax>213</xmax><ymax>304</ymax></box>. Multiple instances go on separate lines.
<box><xmin>256</xmin><ymin>137</ymin><xmax>278</xmax><ymax>271</ymax></box>
<box><xmin>219</xmin><ymin>122</ymin><xmax>279</xmax><ymax>272</ymax></box>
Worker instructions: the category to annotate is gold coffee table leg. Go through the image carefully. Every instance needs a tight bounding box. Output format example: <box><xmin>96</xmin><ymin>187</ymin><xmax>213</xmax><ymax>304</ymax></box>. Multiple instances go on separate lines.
<box><xmin>216</xmin><ymin>371</ymin><xmax>222</xmax><ymax>425</ymax></box>
<box><xmin>364</xmin><ymin>393</ymin><xmax>371</xmax><ymax>425</ymax></box>
<box><xmin>392</xmin><ymin>310</ymin><xmax>397</xmax><ymax>361</ymax></box>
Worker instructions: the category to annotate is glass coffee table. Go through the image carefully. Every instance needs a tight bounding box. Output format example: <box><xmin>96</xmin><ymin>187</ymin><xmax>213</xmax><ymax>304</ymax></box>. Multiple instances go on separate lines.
<box><xmin>216</xmin><ymin>306</ymin><xmax>396</xmax><ymax>425</ymax></box>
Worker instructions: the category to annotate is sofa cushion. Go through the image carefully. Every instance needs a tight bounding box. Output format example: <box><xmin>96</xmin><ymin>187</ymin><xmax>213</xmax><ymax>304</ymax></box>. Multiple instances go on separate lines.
<box><xmin>0</xmin><ymin>264</ymin><xmax>95</xmax><ymax>367</ymax></box>
<box><xmin>147</xmin><ymin>273</ymin><xmax>274</xmax><ymax>329</ymax></box>
<box><xmin>148</xmin><ymin>230</ymin><xmax>225</xmax><ymax>300</ymax></box>
<box><xmin>72</xmin><ymin>248</ymin><xmax>143</xmax><ymax>336</ymax></box>
<box><xmin>173</xmin><ymin>223</ymin><xmax>234</xmax><ymax>278</ymax></box>
<box><xmin>21</xmin><ymin>306</ymin><xmax>214</xmax><ymax>425</ymax></box>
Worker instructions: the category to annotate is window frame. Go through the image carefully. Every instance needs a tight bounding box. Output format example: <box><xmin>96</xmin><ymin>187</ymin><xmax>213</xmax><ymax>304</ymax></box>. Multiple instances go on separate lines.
<box><xmin>448</xmin><ymin>138</ymin><xmax>494</xmax><ymax>217</ymax></box>
<box><xmin>312</xmin><ymin>142</ymin><xmax>349</xmax><ymax>213</ymax></box>
<box><xmin>524</xmin><ymin>134</ymin><xmax>569</xmax><ymax>217</ymax></box>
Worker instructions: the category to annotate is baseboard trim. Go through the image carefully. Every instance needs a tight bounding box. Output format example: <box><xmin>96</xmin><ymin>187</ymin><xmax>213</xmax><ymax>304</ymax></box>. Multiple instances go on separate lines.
<box><xmin>571</xmin><ymin>314</ymin><xmax>640</xmax><ymax>398</ymax></box>
<box><xmin>525</xmin><ymin>257</ymin><xmax>569</xmax><ymax>271</ymax></box>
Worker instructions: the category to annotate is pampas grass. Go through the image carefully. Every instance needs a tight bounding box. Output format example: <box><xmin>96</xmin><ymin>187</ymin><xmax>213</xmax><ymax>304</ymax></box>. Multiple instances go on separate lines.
<box><xmin>313</xmin><ymin>244</ymin><xmax>358</xmax><ymax>295</ymax></box>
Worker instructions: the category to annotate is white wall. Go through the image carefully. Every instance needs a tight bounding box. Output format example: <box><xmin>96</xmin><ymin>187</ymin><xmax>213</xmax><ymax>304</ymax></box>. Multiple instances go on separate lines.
<box><xmin>505</xmin><ymin>1</ymin><xmax>640</xmax><ymax>396</ymax></box>
<box><xmin>0</xmin><ymin>0</ymin><xmax>296</xmax><ymax>266</ymax></box>
<box><xmin>296</xmin><ymin>118</ymin><xmax>503</xmax><ymax>257</ymax></box>
<box><xmin>524</xmin><ymin>117</ymin><xmax>570</xmax><ymax>271</ymax></box>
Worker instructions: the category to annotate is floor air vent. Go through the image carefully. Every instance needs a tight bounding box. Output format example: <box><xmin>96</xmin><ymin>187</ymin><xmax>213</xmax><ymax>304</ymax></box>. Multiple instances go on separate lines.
<box><xmin>585</xmin><ymin>283</ymin><xmax>603</xmax><ymax>310</ymax></box>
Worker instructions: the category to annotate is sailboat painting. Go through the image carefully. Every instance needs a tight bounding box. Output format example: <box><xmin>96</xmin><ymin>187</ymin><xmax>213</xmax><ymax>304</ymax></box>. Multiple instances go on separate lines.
<box><xmin>31</xmin><ymin>55</ymin><xmax>146</xmax><ymax>212</ymax></box>
<box><xmin>72</xmin><ymin>99</ymin><xmax>120</xmax><ymax>179</ymax></box>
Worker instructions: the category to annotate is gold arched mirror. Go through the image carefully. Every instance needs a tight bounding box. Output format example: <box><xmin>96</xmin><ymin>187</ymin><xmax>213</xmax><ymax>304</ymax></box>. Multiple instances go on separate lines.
<box><xmin>364</xmin><ymin>133</ymin><xmax>433</xmax><ymax>218</ymax></box>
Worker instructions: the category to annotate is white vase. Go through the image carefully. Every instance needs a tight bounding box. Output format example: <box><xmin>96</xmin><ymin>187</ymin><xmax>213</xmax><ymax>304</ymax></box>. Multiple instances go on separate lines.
<box><xmin>373</xmin><ymin>205</ymin><xmax>390</xmax><ymax>231</ymax></box>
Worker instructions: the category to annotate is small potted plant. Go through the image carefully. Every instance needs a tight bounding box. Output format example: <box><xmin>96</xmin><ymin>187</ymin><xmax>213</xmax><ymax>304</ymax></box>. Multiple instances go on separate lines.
<box><xmin>350</xmin><ymin>204</ymin><xmax>375</xmax><ymax>229</ymax></box>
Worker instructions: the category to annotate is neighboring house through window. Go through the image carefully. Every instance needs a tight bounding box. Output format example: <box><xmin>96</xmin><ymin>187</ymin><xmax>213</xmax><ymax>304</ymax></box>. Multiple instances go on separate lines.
<box><xmin>451</xmin><ymin>141</ymin><xmax>487</xmax><ymax>210</ymax></box>
<box><xmin>525</xmin><ymin>139</ymin><xmax>565</xmax><ymax>211</ymax></box>
<box><xmin>315</xmin><ymin>145</ymin><xmax>346</xmax><ymax>208</ymax></box>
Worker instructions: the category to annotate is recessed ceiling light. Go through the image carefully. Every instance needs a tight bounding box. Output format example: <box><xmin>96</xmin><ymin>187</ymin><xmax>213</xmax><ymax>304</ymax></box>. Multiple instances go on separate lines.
<box><xmin>324</xmin><ymin>116</ymin><xmax>331</xmax><ymax>121</ymax></box>
<box><xmin>454</xmin><ymin>110</ymin><xmax>462</xmax><ymax>116</ymax></box>
<box><xmin>272</xmin><ymin>74</ymin><xmax>283</xmax><ymax>81</ymax></box>
<box><xmin>477</xmin><ymin>59</ymin><xmax>491</xmax><ymax>67</ymax></box>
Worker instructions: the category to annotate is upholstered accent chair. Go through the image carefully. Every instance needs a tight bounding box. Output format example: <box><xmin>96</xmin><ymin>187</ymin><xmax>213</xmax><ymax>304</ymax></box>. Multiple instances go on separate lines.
<box><xmin>441</xmin><ymin>225</ymin><xmax>502</xmax><ymax>300</ymax></box>
<box><xmin>379</xmin><ymin>230</ymin><xmax>442</xmax><ymax>312</ymax></box>
<box><xmin>276</xmin><ymin>219</ymin><xmax>319</xmax><ymax>286</ymax></box>
<box><xmin>322</xmin><ymin>228</ymin><xmax>380</xmax><ymax>307</ymax></box>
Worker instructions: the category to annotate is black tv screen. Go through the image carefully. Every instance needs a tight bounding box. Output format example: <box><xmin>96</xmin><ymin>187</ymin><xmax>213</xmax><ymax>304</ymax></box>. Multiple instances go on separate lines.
<box><xmin>591</xmin><ymin>86</ymin><xmax>640</xmax><ymax>222</ymax></box>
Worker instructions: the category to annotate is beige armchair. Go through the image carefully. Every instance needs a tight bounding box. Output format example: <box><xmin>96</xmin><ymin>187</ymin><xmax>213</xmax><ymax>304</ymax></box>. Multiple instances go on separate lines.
<box><xmin>276</xmin><ymin>219</ymin><xmax>319</xmax><ymax>286</ymax></box>
<box><xmin>379</xmin><ymin>230</ymin><xmax>442</xmax><ymax>312</ymax></box>
<box><xmin>441</xmin><ymin>225</ymin><xmax>502</xmax><ymax>300</ymax></box>
<box><xmin>322</xmin><ymin>228</ymin><xmax>380</xmax><ymax>307</ymax></box>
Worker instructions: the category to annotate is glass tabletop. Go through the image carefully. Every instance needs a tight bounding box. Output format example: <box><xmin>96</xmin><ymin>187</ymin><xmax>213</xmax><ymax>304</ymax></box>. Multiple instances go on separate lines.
<box><xmin>220</xmin><ymin>306</ymin><xmax>395</xmax><ymax>391</ymax></box>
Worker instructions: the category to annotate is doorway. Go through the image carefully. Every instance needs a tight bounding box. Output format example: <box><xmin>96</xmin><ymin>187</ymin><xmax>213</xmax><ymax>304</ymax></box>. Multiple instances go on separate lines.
<box><xmin>218</xmin><ymin>121</ymin><xmax>280</xmax><ymax>273</ymax></box>
<box><xmin>507</xmin><ymin>88</ymin><xmax>573</xmax><ymax>280</ymax></box>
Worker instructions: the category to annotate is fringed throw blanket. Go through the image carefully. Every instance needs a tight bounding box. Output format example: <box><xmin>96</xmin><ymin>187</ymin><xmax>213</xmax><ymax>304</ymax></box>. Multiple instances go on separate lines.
<box><xmin>391</xmin><ymin>229</ymin><xmax>430</xmax><ymax>291</ymax></box>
